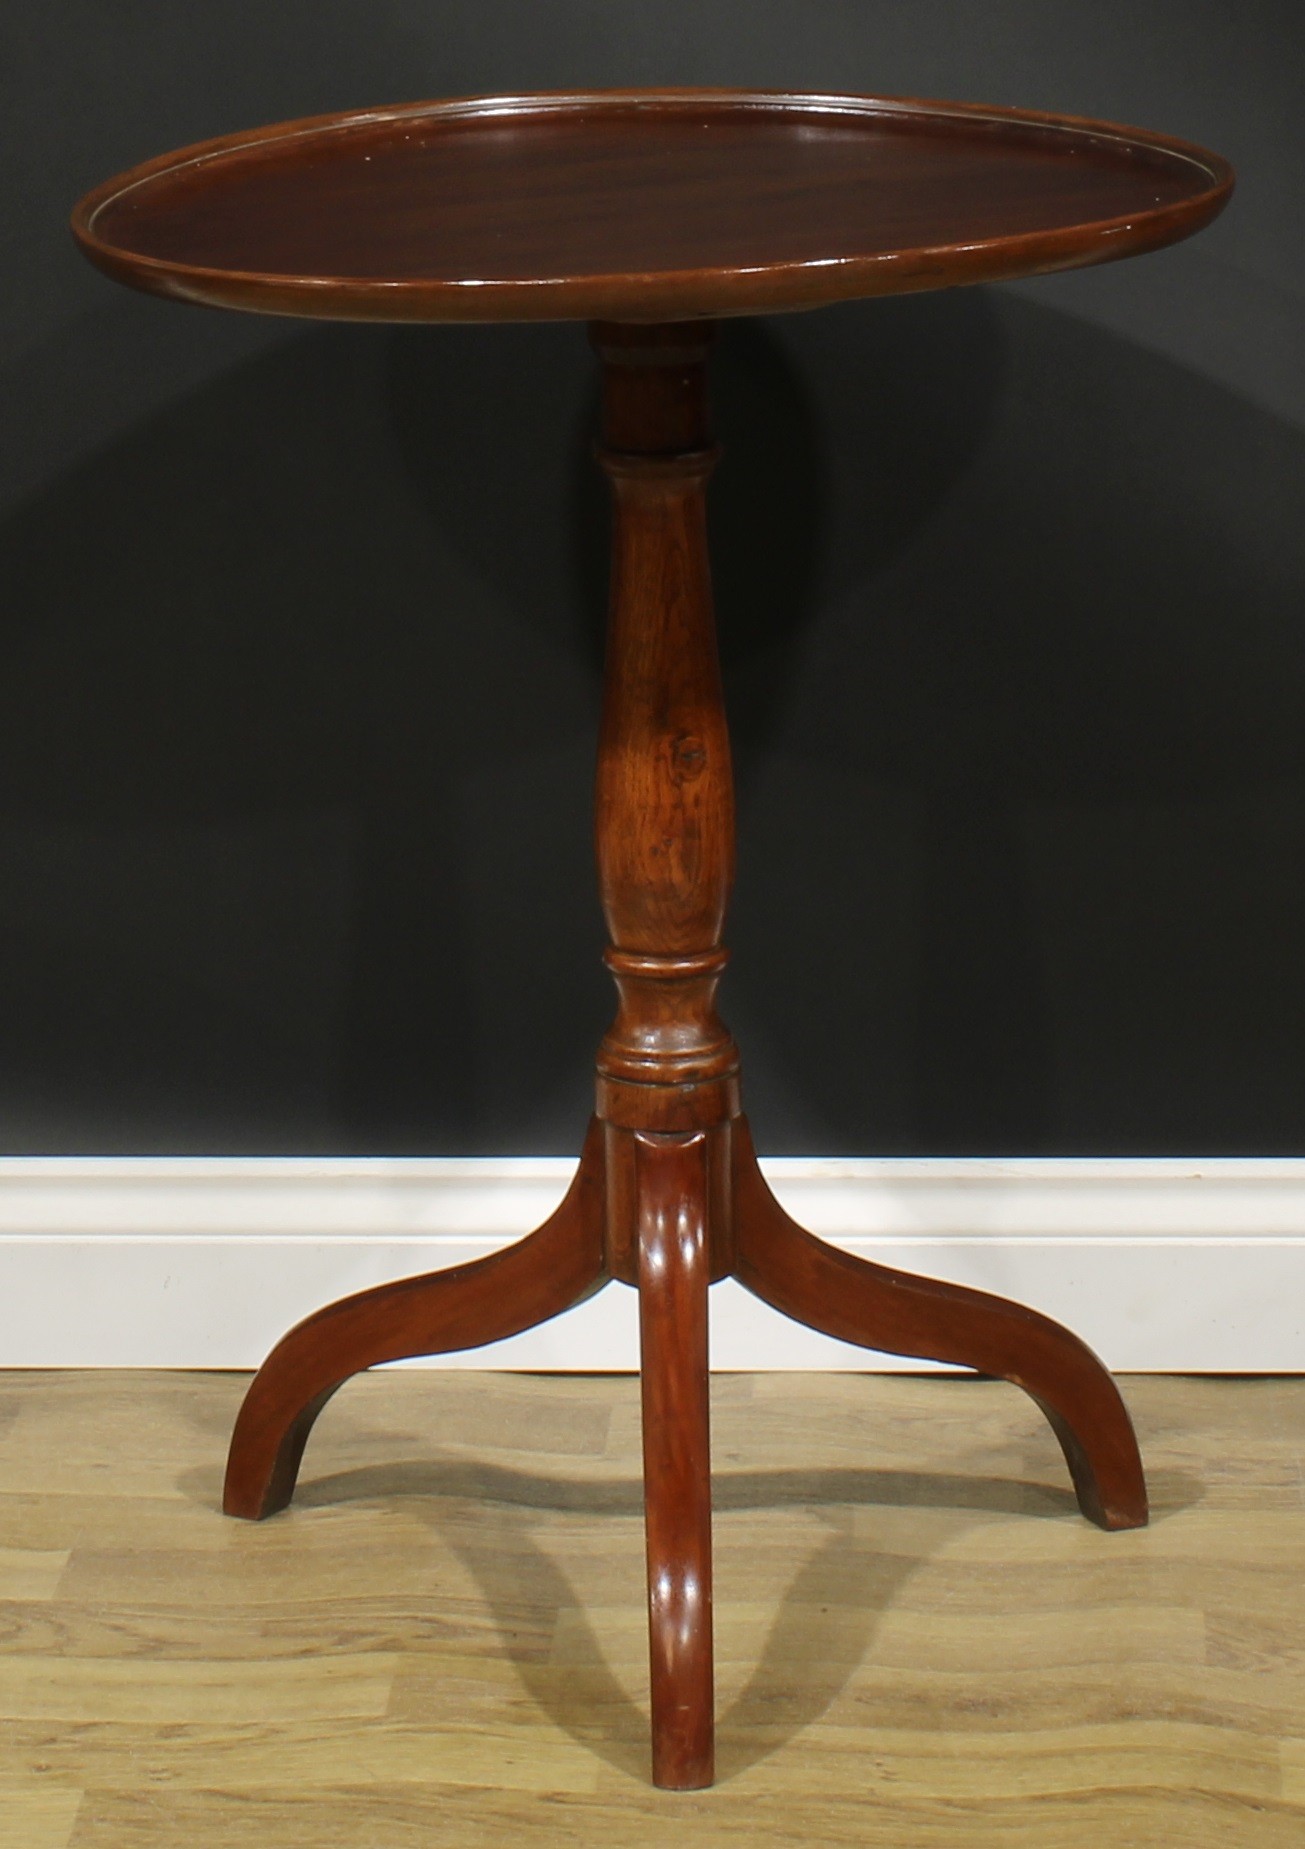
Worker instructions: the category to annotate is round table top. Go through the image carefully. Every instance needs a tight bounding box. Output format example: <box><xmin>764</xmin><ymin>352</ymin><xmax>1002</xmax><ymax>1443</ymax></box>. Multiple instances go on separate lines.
<box><xmin>72</xmin><ymin>89</ymin><xmax>1233</xmax><ymax>325</ymax></box>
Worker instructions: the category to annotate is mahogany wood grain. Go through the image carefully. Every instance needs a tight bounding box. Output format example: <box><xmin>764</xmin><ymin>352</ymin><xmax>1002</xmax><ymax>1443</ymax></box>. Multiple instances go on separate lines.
<box><xmin>73</xmin><ymin>89</ymin><xmax>1228</xmax><ymax>1787</ymax></box>
<box><xmin>731</xmin><ymin>1118</ymin><xmax>1147</xmax><ymax>1532</ymax></box>
<box><xmin>216</xmin><ymin>314</ymin><xmax>1152</xmax><ymax>1780</ymax></box>
<box><xmin>222</xmin><ymin>1118</ymin><xmax>608</xmax><ymax>1520</ymax></box>
<box><xmin>208</xmin><ymin>311</ymin><xmax>1154</xmax><ymax>1782</ymax></box>
<box><xmin>72</xmin><ymin>90</ymin><xmax>1232</xmax><ymax>326</ymax></box>
<box><xmin>634</xmin><ymin>1130</ymin><xmax>715</xmax><ymax>1790</ymax></box>
<box><xmin>591</xmin><ymin>322</ymin><xmax>741</xmax><ymax>1144</ymax></box>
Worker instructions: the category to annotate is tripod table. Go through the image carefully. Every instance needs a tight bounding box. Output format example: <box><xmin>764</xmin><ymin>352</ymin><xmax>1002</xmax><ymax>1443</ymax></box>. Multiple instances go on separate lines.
<box><xmin>73</xmin><ymin>89</ymin><xmax>1233</xmax><ymax>1790</ymax></box>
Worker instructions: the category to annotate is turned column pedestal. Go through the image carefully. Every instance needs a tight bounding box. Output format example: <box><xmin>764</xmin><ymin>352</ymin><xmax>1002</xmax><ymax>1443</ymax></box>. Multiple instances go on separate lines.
<box><xmin>221</xmin><ymin>322</ymin><xmax>1148</xmax><ymax>1791</ymax></box>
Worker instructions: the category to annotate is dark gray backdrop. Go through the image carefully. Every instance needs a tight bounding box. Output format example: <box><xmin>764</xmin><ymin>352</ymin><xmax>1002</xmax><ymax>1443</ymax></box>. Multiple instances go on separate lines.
<box><xmin>3</xmin><ymin>2</ymin><xmax>1301</xmax><ymax>1154</ymax></box>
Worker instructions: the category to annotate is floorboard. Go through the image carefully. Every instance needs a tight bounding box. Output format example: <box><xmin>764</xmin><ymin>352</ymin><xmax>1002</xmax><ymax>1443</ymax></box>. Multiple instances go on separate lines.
<box><xmin>0</xmin><ymin>1369</ymin><xmax>1301</xmax><ymax>1846</ymax></box>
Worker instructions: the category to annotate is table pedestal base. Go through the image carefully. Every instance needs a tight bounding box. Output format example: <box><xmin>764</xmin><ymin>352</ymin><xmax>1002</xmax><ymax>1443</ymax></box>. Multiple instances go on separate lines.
<box><xmin>224</xmin><ymin>320</ymin><xmax>1147</xmax><ymax>1792</ymax></box>
<box><xmin>225</xmin><ymin>1111</ymin><xmax>1146</xmax><ymax>1789</ymax></box>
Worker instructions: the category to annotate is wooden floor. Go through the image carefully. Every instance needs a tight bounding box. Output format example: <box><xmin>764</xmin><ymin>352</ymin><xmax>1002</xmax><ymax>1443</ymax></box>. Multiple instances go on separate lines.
<box><xmin>0</xmin><ymin>1369</ymin><xmax>1302</xmax><ymax>1846</ymax></box>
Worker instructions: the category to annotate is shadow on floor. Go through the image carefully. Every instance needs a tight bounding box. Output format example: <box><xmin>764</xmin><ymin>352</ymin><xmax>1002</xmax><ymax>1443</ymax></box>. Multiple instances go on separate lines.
<box><xmin>179</xmin><ymin>1432</ymin><xmax>1200</xmax><ymax>1783</ymax></box>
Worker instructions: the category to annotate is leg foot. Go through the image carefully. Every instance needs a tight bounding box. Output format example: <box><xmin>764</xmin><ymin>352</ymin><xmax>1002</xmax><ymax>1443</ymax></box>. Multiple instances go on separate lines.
<box><xmin>731</xmin><ymin>1118</ymin><xmax>1147</xmax><ymax>1530</ymax></box>
<box><xmin>223</xmin><ymin>1118</ymin><xmax>608</xmax><ymax>1520</ymax></box>
<box><xmin>635</xmin><ymin>1130</ymin><xmax>715</xmax><ymax>1789</ymax></box>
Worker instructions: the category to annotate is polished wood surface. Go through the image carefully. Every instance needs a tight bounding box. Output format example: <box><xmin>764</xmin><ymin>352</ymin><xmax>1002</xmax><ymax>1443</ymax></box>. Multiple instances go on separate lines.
<box><xmin>635</xmin><ymin>1132</ymin><xmax>715</xmax><ymax>1789</ymax></box>
<box><xmin>732</xmin><ymin>1117</ymin><xmax>1147</xmax><ymax>1531</ymax></box>
<box><xmin>219</xmin><ymin>326</ymin><xmax>1149</xmax><ymax>1785</ymax></box>
<box><xmin>2</xmin><ymin>1370</ymin><xmax>1302</xmax><ymax>1847</ymax></box>
<box><xmin>590</xmin><ymin>319</ymin><xmax>741</xmax><ymax>1149</ymax></box>
<box><xmin>222</xmin><ymin>1117</ymin><xmax>608</xmax><ymax>1522</ymax></box>
<box><xmin>71</xmin><ymin>90</ymin><xmax>1232</xmax><ymax>324</ymax></box>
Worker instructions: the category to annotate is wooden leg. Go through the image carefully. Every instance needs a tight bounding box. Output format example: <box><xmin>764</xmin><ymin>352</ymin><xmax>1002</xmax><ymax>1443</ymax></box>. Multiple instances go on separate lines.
<box><xmin>223</xmin><ymin>1118</ymin><xmax>608</xmax><ymax>1520</ymax></box>
<box><xmin>634</xmin><ymin>1130</ymin><xmax>715</xmax><ymax>1791</ymax></box>
<box><xmin>731</xmin><ymin>1117</ymin><xmax>1147</xmax><ymax>1531</ymax></box>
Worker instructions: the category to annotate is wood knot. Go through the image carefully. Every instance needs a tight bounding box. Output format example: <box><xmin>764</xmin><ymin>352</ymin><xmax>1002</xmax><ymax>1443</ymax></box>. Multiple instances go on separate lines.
<box><xmin>670</xmin><ymin>734</ymin><xmax>708</xmax><ymax>782</ymax></box>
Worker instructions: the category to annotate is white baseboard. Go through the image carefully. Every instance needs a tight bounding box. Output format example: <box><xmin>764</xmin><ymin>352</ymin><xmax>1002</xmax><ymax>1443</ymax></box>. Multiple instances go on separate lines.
<box><xmin>1</xmin><ymin>1156</ymin><xmax>1302</xmax><ymax>1371</ymax></box>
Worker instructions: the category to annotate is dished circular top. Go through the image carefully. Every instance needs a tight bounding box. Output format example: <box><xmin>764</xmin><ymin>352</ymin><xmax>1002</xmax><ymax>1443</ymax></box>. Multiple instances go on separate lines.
<box><xmin>72</xmin><ymin>89</ymin><xmax>1233</xmax><ymax>324</ymax></box>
